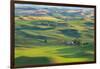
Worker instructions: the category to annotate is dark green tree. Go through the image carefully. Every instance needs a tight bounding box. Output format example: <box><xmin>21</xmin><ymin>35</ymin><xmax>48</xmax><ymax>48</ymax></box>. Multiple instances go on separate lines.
<box><xmin>73</xmin><ymin>38</ymin><xmax>81</xmax><ymax>46</ymax></box>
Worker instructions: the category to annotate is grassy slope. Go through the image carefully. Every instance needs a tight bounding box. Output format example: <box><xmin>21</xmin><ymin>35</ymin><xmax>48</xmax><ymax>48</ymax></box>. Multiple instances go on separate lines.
<box><xmin>15</xmin><ymin>16</ymin><xmax>95</xmax><ymax>66</ymax></box>
<box><xmin>15</xmin><ymin>45</ymin><xmax>94</xmax><ymax>66</ymax></box>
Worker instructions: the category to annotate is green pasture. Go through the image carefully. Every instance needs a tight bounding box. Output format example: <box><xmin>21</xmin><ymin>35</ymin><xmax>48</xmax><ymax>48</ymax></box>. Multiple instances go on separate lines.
<box><xmin>15</xmin><ymin>16</ymin><xmax>95</xmax><ymax>66</ymax></box>
<box><xmin>15</xmin><ymin>45</ymin><xmax>94</xmax><ymax>66</ymax></box>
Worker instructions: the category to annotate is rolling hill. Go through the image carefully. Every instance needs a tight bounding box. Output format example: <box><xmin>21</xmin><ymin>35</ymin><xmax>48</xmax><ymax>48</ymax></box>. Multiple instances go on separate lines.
<box><xmin>15</xmin><ymin>4</ymin><xmax>95</xmax><ymax>67</ymax></box>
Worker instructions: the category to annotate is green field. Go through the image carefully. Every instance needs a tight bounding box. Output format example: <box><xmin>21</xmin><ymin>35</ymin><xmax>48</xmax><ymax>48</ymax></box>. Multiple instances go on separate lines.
<box><xmin>15</xmin><ymin>45</ymin><xmax>94</xmax><ymax>66</ymax></box>
<box><xmin>15</xmin><ymin>18</ymin><xmax>95</xmax><ymax>66</ymax></box>
<box><xmin>15</xmin><ymin>4</ymin><xmax>95</xmax><ymax>67</ymax></box>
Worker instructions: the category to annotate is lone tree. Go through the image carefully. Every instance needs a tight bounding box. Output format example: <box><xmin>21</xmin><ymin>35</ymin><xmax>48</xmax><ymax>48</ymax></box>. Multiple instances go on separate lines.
<box><xmin>73</xmin><ymin>38</ymin><xmax>81</xmax><ymax>46</ymax></box>
<box><xmin>38</xmin><ymin>35</ymin><xmax>48</xmax><ymax>43</ymax></box>
<box><xmin>44</xmin><ymin>39</ymin><xmax>47</xmax><ymax>43</ymax></box>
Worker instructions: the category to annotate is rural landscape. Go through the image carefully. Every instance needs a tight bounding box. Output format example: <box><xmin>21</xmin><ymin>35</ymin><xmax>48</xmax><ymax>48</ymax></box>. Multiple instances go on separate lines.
<box><xmin>15</xmin><ymin>4</ymin><xmax>95</xmax><ymax>67</ymax></box>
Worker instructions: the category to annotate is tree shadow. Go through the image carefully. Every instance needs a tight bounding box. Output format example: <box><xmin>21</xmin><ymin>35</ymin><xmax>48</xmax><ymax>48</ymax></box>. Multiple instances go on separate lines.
<box><xmin>15</xmin><ymin>56</ymin><xmax>52</xmax><ymax>66</ymax></box>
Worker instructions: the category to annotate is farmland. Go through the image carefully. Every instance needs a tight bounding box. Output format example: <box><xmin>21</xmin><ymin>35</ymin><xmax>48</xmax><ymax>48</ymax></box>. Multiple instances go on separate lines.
<box><xmin>15</xmin><ymin>4</ymin><xmax>95</xmax><ymax>67</ymax></box>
